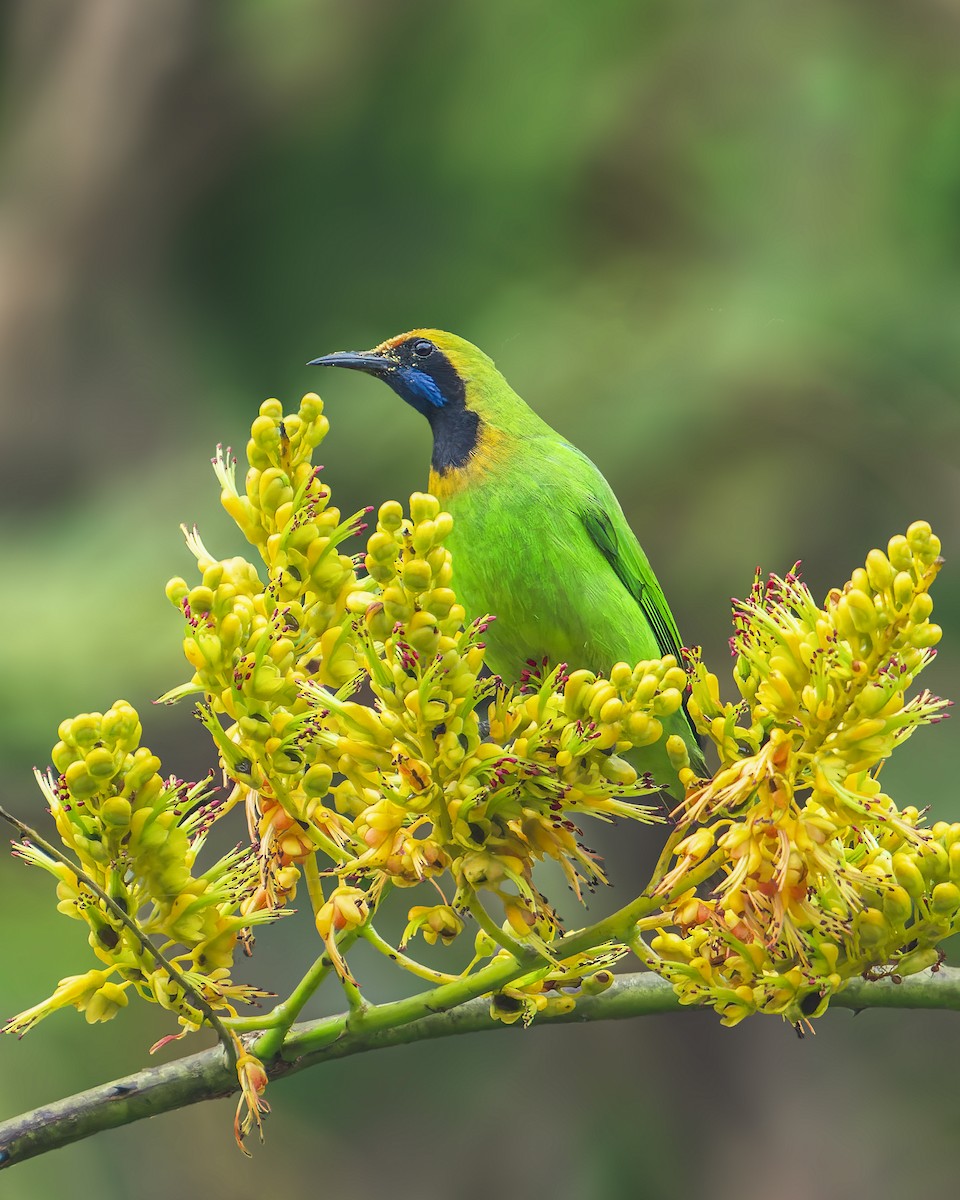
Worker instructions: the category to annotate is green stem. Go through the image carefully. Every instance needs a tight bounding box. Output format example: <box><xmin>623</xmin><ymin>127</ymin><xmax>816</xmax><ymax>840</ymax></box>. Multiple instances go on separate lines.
<box><xmin>302</xmin><ymin>851</ymin><xmax>326</xmax><ymax>916</ymax></box>
<box><xmin>254</xmin><ymin>883</ymin><xmax>393</xmax><ymax>1056</ymax></box>
<box><xmin>281</xmin><ymin>866</ymin><xmax>673</xmax><ymax>1062</ymax></box>
<box><xmin>521</xmin><ymin>846</ymin><xmax>726</xmax><ymax>971</ymax></box>
<box><xmin>259</xmin><ymin>838</ymin><xmax>721</xmax><ymax>1060</ymax></box>
<box><xmin>303</xmin><ymin>822</ymin><xmax>352</xmax><ymax>866</ymax></box>
<box><xmin>252</xmin><ymin>934</ymin><xmax>351</xmax><ymax>1060</ymax></box>
<box><xmin>646</xmin><ymin>820</ymin><xmax>687</xmax><ymax>892</ymax></box>
<box><xmin>222</xmin><ymin>1011</ymin><xmax>283</xmax><ymax>1034</ymax></box>
<box><xmin>3</xmin><ymin>966</ymin><xmax>958</xmax><ymax>1170</ymax></box>
<box><xmin>340</xmin><ymin>974</ymin><xmax>368</xmax><ymax>1017</ymax></box>
<box><xmin>281</xmin><ymin>938</ymin><xmax>540</xmax><ymax>1059</ymax></box>
<box><xmin>463</xmin><ymin>888</ymin><xmax>532</xmax><ymax>961</ymax></box>
<box><xmin>360</xmin><ymin>924</ymin><xmax>462</xmax><ymax>985</ymax></box>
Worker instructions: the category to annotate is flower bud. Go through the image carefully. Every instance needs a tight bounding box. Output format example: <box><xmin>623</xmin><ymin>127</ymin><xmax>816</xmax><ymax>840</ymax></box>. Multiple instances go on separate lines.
<box><xmin>854</xmin><ymin>907</ymin><xmax>890</xmax><ymax>947</ymax></box>
<box><xmin>905</xmin><ymin>520</ymin><xmax>932</xmax><ymax>553</ymax></box>
<box><xmin>99</xmin><ymin>797</ymin><xmax>132</xmax><ymax>828</ymax></box>
<box><xmin>409</xmin><ymin>493</ymin><xmax>440</xmax><ymax>524</ymax></box>
<box><xmin>166</xmin><ymin>577</ymin><xmax>189</xmax><ymax>606</ymax></box>
<box><xmin>864</xmin><ymin>549</ymin><xmax>894</xmax><ymax>593</ymax></box>
<box><xmin>887</xmin><ymin>535</ymin><xmax>913</xmax><ymax>572</ymax></box>
<box><xmin>882</xmin><ymin>885</ymin><xmax>913</xmax><ymax>924</ymax></box>
<box><xmin>931</xmin><ymin>882</ymin><xmax>960</xmax><ymax>915</ymax></box>
<box><xmin>666</xmin><ymin>735</ymin><xmax>690</xmax><ymax>772</ymax></box>
<box><xmin>401</xmin><ymin>560</ymin><xmax>433</xmax><ymax>593</ymax></box>
<box><xmin>892</xmin><ymin>852</ymin><xmax>926</xmax><ymax>899</ymax></box>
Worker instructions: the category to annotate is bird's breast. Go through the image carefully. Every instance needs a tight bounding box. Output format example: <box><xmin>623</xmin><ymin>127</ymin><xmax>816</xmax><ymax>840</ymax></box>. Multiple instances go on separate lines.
<box><xmin>428</xmin><ymin>421</ymin><xmax>510</xmax><ymax>502</ymax></box>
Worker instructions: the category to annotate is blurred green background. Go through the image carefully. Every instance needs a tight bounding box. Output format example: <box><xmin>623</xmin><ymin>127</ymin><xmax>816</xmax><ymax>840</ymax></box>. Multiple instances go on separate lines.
<box><xmin>2</xmin><ymin>1</ymin><xmax>959</xmax><ymax>1196</ymax></box>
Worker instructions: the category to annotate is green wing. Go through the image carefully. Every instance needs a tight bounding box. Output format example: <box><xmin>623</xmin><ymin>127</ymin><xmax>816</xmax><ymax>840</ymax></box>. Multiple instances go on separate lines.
<box><xmin>581</xmin><ymin>502</ymin><xmax>687</xmax><ymax>668</ymax></box>
<box><xmin>582</xmin><ymin>499</ymin><xmax>704</xmax><ymax>756</ymax></box>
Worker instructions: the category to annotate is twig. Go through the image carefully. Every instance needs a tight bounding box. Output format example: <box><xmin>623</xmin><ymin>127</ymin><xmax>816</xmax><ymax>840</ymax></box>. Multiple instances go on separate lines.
<box><xmin>1</xmin><ymin>967</ymin><xmax>957</xmax><ymax>1169</ymax></box>
<box><xmin>360</xmin><ymin>923</ymin><xmax>462</xmax><ymax>985</ymax></box>
<box><xmin>251</xmin><ymin>927</ymin><xmax>361</xmax><ymax>1060</ymax></box>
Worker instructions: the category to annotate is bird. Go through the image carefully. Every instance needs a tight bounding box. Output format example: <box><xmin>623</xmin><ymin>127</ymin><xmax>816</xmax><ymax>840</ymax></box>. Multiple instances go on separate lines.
<box><xmin>309</xmin><ymin>329</ymin><xmax>705</xmax><ymax>795</ymax></box>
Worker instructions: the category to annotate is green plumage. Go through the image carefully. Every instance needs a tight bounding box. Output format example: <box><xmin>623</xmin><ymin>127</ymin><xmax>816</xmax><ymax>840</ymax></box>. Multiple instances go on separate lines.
<box><xmin>311</xmin><ymin>328</ymin><xmax>706</xmax><ymax>795</ymax></box>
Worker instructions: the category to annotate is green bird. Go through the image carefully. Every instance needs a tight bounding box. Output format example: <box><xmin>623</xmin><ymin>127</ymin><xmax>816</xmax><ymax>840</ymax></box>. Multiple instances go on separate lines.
<box><xmin>310</xmin><ymin>328</ymin><xmax>705</xmax><ymax>795</ymax></box>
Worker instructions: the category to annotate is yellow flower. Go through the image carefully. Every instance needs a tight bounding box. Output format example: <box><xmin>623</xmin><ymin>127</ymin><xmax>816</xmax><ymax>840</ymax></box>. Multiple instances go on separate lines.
<box><xmin>641</xmin><ymin>525</ymin><xmax>953</xmax><ymax>1029</ymax></box>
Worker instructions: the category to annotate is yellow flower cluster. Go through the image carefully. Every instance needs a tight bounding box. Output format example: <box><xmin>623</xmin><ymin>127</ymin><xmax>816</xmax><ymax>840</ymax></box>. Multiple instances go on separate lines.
<box><xmin>160</xmin><ymin>394</ymin><xmax>680</xmax><ymax>982</ymax></box>
<box><xmin>306</xmin><ymin>492</ymin><xmax>688</xmax><ymax>947</ymax></box>
<box><xmin>638</xmin><ymin>524</ymin><xmax>952</xmax><ymax>1027</ymax></box>
<box><xmin>162</xmin><ymin>394</ymin><xmax>368</xmax><ymax>914</ymax></box>
<box><xmin>15</xmin><ymin>392</ymin><xmax>661</xmax><ymax>1039</ymax></box>
<box><xmin>13</xmin><ymin>382</ymin><xmax>955</xmax><ymax>1049</ymax></box>
<box><xmin>7</xmin><ymin>701</ymin><xmax>274</xmax><ymax>1035</ymax></box>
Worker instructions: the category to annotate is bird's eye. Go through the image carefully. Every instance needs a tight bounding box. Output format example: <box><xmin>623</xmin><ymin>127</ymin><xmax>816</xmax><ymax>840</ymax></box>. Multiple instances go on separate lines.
<box><xmin>413</xmin><ymin>339</ymin><xmax>434</xmax><ymax>358</ymax></box>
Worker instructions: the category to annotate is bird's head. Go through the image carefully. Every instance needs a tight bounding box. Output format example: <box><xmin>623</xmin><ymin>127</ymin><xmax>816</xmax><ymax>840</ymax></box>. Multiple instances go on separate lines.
<box><xmin>310</xmin><ymin>329</ymin><xmax>521</xmax><ymax>472</ymax></box>
<box><xmin>309</xmin><ymin>329</ymin><xmax>494</xmax><ymax>417</ymax></box>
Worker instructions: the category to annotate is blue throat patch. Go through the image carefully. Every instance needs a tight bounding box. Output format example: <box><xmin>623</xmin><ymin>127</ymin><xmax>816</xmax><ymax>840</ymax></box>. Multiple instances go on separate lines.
<box><xmin>393</xmin><ymin>365</ymin><xmax>446</xmax><ymax>410</ymax></box>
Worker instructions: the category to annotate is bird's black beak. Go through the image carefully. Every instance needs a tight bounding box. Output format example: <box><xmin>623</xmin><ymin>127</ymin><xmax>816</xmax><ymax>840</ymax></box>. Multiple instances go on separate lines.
<box><xmin>307</xmin><ymin>350</ymin><xmax>395</xmax><ymax>376</ymax></box>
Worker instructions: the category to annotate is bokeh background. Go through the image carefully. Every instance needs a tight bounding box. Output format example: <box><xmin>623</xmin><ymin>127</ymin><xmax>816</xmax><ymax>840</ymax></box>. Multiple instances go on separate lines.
<box><xmin>2</xmin><ymin>2</ymin><xmax>959</xmax><ymax>1197</ymax></box>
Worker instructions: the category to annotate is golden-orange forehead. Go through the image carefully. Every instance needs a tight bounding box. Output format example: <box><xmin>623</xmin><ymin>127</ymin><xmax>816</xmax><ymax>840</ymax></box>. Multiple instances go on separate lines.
<box><xmin>372</xmin><ymin>329</ymin><xmax>489</xmax><ymax>377</ymax></box>
<box><xmin>373</xmin><ymin>328</ymin><xmax>444</xmax><ymax>354</ymax></box>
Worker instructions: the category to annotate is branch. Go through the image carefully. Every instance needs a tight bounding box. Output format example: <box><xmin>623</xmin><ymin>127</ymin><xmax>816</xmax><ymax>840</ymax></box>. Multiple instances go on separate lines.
<box><xmin>2</xmin><ymin>966</ymin><xmax>957</xmax><ymax>1169</ymax></box>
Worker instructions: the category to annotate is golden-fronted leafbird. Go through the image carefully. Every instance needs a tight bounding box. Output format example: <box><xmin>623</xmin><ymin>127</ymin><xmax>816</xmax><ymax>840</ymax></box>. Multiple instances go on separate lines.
<box><xmin>310</xmin><ymin>329</ymin><xmax>705</xmax><ymax>794</ymax></box>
